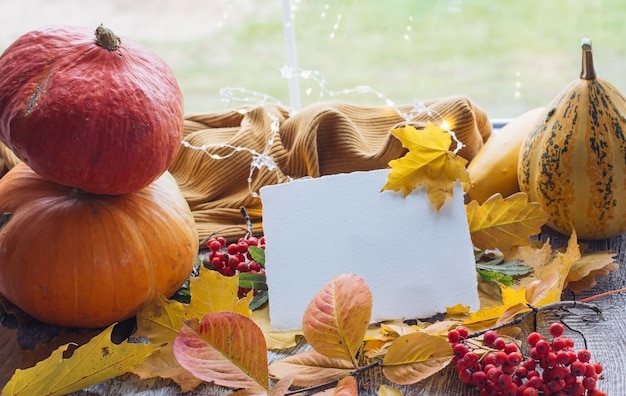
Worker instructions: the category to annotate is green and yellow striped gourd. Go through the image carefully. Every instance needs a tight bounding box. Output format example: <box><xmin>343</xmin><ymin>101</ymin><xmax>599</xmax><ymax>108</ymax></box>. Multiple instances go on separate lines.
<box><xmin>518</xmin><ymin>39</ymin><xmax>626</xmax><ymax>240</ymax></box>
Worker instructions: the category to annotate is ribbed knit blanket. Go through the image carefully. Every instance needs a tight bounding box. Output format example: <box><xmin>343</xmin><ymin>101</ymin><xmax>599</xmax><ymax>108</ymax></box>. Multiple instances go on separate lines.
<box><xmin>0</xmin><ymin>96</ymin><xmax>492</xmax><ymax>242</ymax></box>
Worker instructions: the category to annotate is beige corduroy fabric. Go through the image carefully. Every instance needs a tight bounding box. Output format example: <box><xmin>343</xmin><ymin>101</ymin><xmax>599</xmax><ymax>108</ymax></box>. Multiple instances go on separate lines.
<box><xmin>0</xmin><ymin>95</ymin><xmax>492</xmax><ymax>243</ymax></box>
<box><xmin>169</xmin><ymin>95</ymin><xmax>491</xmax><ymax>242</ymax></box>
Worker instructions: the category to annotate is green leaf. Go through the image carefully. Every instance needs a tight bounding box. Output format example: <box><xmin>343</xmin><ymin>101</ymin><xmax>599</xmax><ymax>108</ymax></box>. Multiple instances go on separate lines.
<box><xmin>247</xmin><ymin>246</ymin><xmax>265</xmax><ymax>267</ymax></box>
<box><xmin>477</xmin><ymin>269</ymin><xmax>515</xmax><ymax>286</ymax></box>
<box><xmin>476</xmin><ymin>259</ymin><xmax>531</xmax><ymax>276</ymax></box>
<box><xmin>238</xmin><ymin>273</ymin><xmax>268</xmax><ymax>290</ymax></box>
<box><xmin>249</xmin><ymin>291</ymin><xmax>269</xmax><ymax>311</ymax></box>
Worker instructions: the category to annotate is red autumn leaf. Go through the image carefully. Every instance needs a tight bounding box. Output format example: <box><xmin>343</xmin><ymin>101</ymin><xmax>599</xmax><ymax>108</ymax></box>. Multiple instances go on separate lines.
<box><xmin>302</xmin><ymin>274</ymin><xmax>372</xmax><ymax>367</ymax></box>
<box><xmin>173</xmin><ymin>312</ymin><xmax>269</xmax><ymax>392</ymax></box>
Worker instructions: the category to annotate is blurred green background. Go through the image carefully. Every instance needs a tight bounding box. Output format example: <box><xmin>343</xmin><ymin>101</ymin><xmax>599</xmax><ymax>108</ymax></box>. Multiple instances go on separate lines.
<box><xmin>2</xmin><ymin>0</ymin><xmax>626</xmax><ymax>119</ymax></box>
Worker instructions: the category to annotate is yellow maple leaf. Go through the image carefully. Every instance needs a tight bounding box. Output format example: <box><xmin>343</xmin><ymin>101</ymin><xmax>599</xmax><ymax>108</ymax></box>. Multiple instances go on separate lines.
<box><xmin>463</xmin><ymin>283</ymin><xmax>530</xmax><ymax>327</ymax></box>
<box><xmin>382</xmin><ymin>123</ymin><xmax>469</xmax><ymax>210</ymax></box>
<box><xmin>2</xmin><ymin>325</ymin><xmax>158</xmax><ymax>396</ymax></box>
<box><xmin>466</xmin><ymin>192</ymin><xmax>548</xmax><ymax>251</ymax></box>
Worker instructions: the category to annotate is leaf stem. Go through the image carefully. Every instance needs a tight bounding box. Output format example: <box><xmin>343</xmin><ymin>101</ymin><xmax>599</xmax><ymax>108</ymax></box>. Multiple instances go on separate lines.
<box><xmin>282</xmin><ymin>361</ymin><xmax>382</xmax><ymax>395</ymax></box>
<box><xmin>466</xmin><ymin>300</ymin><xmax>602</xmax><ymax>339</ymax></box>
<box><xmin>577</xmin><ymin>287</ymin><xmax>626</xmax><ymax>303</ymax></box>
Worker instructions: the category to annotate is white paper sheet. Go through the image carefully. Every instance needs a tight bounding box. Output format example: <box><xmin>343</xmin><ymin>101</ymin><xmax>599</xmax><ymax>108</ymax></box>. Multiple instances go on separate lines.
<box><xmin>260</xmin><ymin>169</ymin><xmax>479</xmax><ymax>330</ymax></box>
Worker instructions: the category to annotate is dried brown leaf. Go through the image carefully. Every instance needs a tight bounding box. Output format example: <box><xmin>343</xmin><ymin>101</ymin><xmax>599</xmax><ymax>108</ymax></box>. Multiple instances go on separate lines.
<box><xmin>268</xmin><ymin>350</ymin><xmax>354</xmax><ymax>387</ymax></box>
<box><xmin>565</xmin><ymin>251</ymin><xmax>619</xmax><ymax>293</ymax></box>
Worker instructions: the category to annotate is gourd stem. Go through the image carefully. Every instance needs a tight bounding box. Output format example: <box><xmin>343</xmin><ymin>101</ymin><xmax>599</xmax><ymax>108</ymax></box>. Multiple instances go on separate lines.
<box><xmin>580</xmin><ymin>38</ymin><xmax>595</xmax><ymax>80</ymax></box>
<box><xmin>94</xmin><ymin>24</ymin><xmax>121</xmax><ymax>51</ymax></box>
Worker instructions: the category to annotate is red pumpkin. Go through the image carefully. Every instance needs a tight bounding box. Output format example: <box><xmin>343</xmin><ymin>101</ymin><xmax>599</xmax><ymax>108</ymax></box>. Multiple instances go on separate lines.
<box><xmin>0</xmin><ymin>163</ymin><xmax>198</xmax><ymax>328</ymax></box>
<box><xmin>0</xmin><ymin>25</ymin><xmax>184</xmax><ymax>195</ymax></box>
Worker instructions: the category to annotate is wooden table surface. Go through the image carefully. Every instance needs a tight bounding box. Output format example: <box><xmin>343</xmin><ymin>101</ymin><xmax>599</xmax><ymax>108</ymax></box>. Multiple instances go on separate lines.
<box><xmin>62</xmin><ymin>228</ymin><xmax>625</xmax><ymax>396</ymax></box>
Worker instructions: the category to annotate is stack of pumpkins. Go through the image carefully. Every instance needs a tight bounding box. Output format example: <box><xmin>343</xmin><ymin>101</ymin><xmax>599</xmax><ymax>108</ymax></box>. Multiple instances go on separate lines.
<box><xmin>0</xmin><ymin>25</ymin><xmax>198</xmax><ymax>328</ymax></box>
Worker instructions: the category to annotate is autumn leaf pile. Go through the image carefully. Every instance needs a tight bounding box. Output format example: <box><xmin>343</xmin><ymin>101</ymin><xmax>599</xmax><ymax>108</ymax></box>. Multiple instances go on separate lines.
<box><xmin>0</xmin><ymin>123</ymin><xmax>619</xmax><ymax>395</ymax></box>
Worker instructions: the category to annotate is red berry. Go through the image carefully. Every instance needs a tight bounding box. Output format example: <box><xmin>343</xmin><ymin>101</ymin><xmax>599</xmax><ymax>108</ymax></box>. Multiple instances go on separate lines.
<box><xmin>247</xmin><ymin>236</ymin><xmax>259</xmax><ymax>246</ymax></box>
<box><xmin>487</xmin><ymin>367</ymin><xmax>503</xmax><ymax>382</ymax></box>
<box><xmin>237</xmin><ymin>262</ymin><xmax>250</xmax><ymax>273</ymax></box>
<box><xmin>237</xmin><ymin>240</ymin><xmax>249</xmax><ymax>253</ymax></box>
<box><xmin>582</xmin><ymin>376</ymin><xmax>596</xmax><ymax>390</ymax></box>
<box><xmin>456</xmin><ymin>326</ymin><xmax>469</xmax><ymax>340</ymax></box>
<box><xmin>463</xmin><ymin>352</ymin><xmax>479</xmax><ymax>368</ymax></box>
<box><xmin>570</xmin><ymin>360</ymin><xmax>586</xmax><ymax>376</ymax></box>
<box><xmin>584</xmin><ymin>363</ymin><xmax>597</xmax><ymax>378</ymax></box>
<box><xmin>249</xmin><ymin>262</ymin><xmax>262</xmax><ymax>272</ymax></box>
<box><xmin>453</xmin><ymin>343</ymin><xmax>469</xmax><ymax>359</ymax></box>
<box><xmin>544</xmin><ymin>351</ymin><xmax>558</xmax><ymax>367</ymax></box>
<box><xmin>216</xmin><ymin>236</ymin><xmax>227</xmax><ymax>247</ymax></box>
<box><xmin>551</xmin><ymin>336</ymin><xmax>567</xmax><ymax>351</ymax></box>
<box><xmin>527</xmin><ymin>332</ymin><xmax>542</xmax><ymax>346</ymax></box>
<box><xmin>207</xmin><ymin>239</ymin><xmax>222</xmax><ymax>251</ymax></box>
<box><xmin>522</xmin><ymin>359</ymin><xmax>536</xmax><ymax>371</ymax></box>
<box><xmin>458</xmin><ymin>368</ymin><xmax>472</xmax><ymax>384</ymax></box>
<box><xmin>593</xmin><ymin>363</ymin><xmax>603</xmax><ymax>374</ymax></box>
<box><xmin>577</xmin><ymin>349</ymin><xmax>592</xmax><ymax>363</ymax></box>
<box><xmin>497</xmin><ymin>373</ymin><xmax>512</xmax><ymax>390</ymax></box>
<box><xmin>549</xmin><ymin>322</ymin><xmax>565</xmax><ymax>337</ymax></box>
<box><xmin>556</xmin><ymin>350</ymin><xmax>571</xmax><ymax>365</ymax></box>
<box><xmin>493</xmin><ymin>337</ymin><xmax>506</xmax><ymax>350</ymax></box>
<box><xmin>447</xmin><ymin>330</ymin><xmax>461</xmax><ymax>344</ymax></box>
<box><xmin>515</xmin><ymin>366</ymin><xmax>528</xmax><ymax>379</ymax></box>
<box><xmin>211</xmin><ymin>257</ymin><xmax>225</xmax><ymax>270</ymax></box>
<box><xmin>227</xmin><ymin>243</ymin><xmax>239</xmax><ymax>255</ymax></box>
<box><xmin>522</xmin><ymin>387</ymin><xmax>539</xmax><ymax>396</ymax></box>
<box><xmin>483</xmin><ymin>330</ymin><xmax>498</xmax><ymax>346</ymax></box>
<box><xmin>471</xmin><ymin>370</ymin><xmax>488</xmax><ymax>388</ymax></box>
<box><xmin>494</xmin><ymin>351</ymin><xmax>508</xmax><ymax>365</ymax></box>
<box><xmin>507</xmin><ymin>352</ymin><xmax>523</xmax><ymax>366</ymax></box>
<box><xmin>504</xmin><ymin>342</ymin><xmax>519</xmax><ymax>354</ymax></box>
<box><xmin>535</xmin><ymin>339</ymin><xmax>550</xmax><ymax>355</ymax></box>
<box><xmin>484</xmin><ymin>353</ymin><xmax>498</xmax><ymax>366</ymax></box>
<box><xmin>526</xmin><ymin>375</ymin><xmax>543</xmax><ymax>389</ymax></box>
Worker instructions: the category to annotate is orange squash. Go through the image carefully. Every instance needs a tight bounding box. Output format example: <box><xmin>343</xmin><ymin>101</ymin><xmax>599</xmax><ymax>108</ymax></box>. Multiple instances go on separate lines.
<box><xmin>0</xmin><ymin>163</ymin><xmax>198</xmax><ymax>328</ymax></box>
<box><xmin>518</xmin><ymin>39</ymin><xmax>626</xmax><ymax>239</ymax></box>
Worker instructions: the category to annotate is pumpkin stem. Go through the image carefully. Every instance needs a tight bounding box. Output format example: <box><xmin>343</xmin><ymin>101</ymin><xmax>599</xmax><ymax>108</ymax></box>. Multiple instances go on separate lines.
<box><xmin>580</xmin><ymin>38</ymin><xmax>595</xmax><ymax>80</ymax></box>
<box><xmin>95</xmin><ymin>24</ymin><xmax>121</xmax><ymax>51</ymax></box>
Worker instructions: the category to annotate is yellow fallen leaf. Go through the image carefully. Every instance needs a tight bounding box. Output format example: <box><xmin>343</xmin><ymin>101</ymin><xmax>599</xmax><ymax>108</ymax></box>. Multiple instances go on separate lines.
<box><xmin>463</xmin><ymin>283</ymin><xmax>529</xmax><ymax>327</ymax></box>
<box><xmin>189</xmin><ymin>267</ymin><xmax>252</xmax><ymax>317</ymax></box>
<box><xmin>251</xmin><ymin>305</ymin><xmax>301</xmax><ymax>350</ymax></box>
<box><xmin>466</xmin><ymin>192</ymin><xmax>548</xmax><ymax>251</ymax></box>
<box><xmin>302</xmin><ymin>274</ymin><xmax>372</xmax><ymax>367</ymax></box>
<box><xmin>2</xmin><ymin>325</ymin><xmax>158</xmax><ymax>396</ymax></box>
<box><xmin>565</xmin><ymin>251</ymin><xmax>619</xmax><ymax>293</ymax></box>
<box><xmin>381</xmin><ymin>331</ymin><xmax>453</xmax><ymax>385</ymax></box>
<box><xmin>530</xmin><ymin>231</ymin><xmax>580</xmax><ymax>307</ymax></box>
<box><xmin>445</xmin><ymin>303</ymin><xmax>470</xmax><ymax>317</ymax></box>
<box><xmin>382</xmin><ymin>123</ymin><xmax>469</xmax><ymax>210</ymax></box>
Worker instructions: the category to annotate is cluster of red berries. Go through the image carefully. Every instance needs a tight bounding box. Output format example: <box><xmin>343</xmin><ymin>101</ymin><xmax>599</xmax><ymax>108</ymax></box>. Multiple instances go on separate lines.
<box><xmin>448</xmin><ymin>323</ymin><xmax>605</xmax><ymax>396</ymax></box>
<box><xmin>203</xmin><ymin>236</ymin><xmax>266</xmax><ymax>296</ymax></box>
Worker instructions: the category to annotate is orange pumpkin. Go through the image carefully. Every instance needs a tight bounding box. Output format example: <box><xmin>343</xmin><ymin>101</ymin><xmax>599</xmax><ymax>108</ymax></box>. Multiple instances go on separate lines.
<box><xmin>0</xmin><ymin>163</ymin><xmax>198</xmax><ymax>328</ymax></box>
